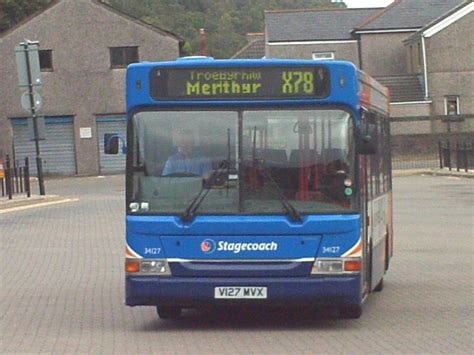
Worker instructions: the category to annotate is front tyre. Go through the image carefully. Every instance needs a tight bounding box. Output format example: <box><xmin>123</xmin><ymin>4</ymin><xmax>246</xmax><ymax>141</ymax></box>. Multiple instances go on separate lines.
<box><xmin>157</xmin><ymin>306</ymin><xmax>182</xmax><ymax>320</ymax></box>
<box><xmin>373</xmin><ymin>278</ymin><xmax>384</xmax><ymax>292</ymax></box>
<box><xmin>339</xmin><ymin>305</ymin><xmax>362</xmax><ymax>319</ymax></box>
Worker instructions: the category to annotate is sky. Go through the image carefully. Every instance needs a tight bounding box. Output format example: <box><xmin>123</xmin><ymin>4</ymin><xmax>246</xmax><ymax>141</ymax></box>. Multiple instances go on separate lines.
<box><xmin>344</xmin><ymin>0</ymin><xmax>394</xmax><ymax>8</ymax></box>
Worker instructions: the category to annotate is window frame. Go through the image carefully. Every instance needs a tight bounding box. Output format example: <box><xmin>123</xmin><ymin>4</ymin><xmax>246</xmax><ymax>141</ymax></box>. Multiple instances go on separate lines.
<box><xmin>445</xmin><ymin>96</ymin><xmax>460</xmax><ymax>115</ymax></box>
<box><xmin>126</xmin><ymin>106</ymin><xmax>359</xmax><ymax>216</ymax></box>
<box><xmin>109</xmin><ymin>46</ymin><xmax>139</xmax><ymax>69</ymax></box>
<box><xmin>312</xmin><ymin>52</ymin><xmax>335</xmax><ymax>61</ymax></box>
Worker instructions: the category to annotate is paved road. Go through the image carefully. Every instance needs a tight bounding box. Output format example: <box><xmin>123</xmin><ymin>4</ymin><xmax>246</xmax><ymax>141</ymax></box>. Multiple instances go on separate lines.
<box><xmin>1</xmin><ymin>175</ymin><xmax>473</xmax><ymax>354</ymax></box>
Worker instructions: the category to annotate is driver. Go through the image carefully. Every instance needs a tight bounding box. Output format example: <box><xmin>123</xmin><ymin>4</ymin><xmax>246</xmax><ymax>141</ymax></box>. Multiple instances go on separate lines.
<box><xmin>162</xmin><ymin>129</ymin><xmax>212</xmax><ymax>177</ymax></box>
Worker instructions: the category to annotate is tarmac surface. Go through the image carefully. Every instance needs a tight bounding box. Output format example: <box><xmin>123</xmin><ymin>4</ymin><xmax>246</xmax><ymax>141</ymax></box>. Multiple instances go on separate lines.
<box><xmin>1</xmin><ymin>175</ymin><xmax>473</xmax><ymax>353</ymax></box>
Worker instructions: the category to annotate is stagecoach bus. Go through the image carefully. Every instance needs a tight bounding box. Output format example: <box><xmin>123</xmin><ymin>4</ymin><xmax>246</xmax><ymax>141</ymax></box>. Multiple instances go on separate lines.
<box><xmin>118</xmin><ymin>57</ymin><xmax>393</xmax><ymax>319</ymax></box>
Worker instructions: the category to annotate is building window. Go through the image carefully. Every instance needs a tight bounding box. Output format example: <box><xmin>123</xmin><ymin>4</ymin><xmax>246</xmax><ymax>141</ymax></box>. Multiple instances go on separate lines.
<box><xmin>39</xmin><ymin>50</ymin><xmax>53</xmax><ymax>71</ymax></box>
<box><xmin>312</xmin><ymin>52</ymin><xmax>335</xmax><ymax>61</ymax></box>
<box><xmin>445</xmin><ymin>96</ymin><xmax>460</xmax><ymax>115</ymax></box>
<box><xmin>110</xmin><ymin>47</ymin><xmax>139</xmax><ymax>69</ymax></box>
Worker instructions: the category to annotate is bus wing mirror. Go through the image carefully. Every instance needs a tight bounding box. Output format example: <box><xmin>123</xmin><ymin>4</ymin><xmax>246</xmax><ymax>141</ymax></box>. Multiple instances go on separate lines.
<box><xmin>104</xmin><ymin>134</ymin><xmax>119</xmax><ymax>155</ymax></box>
<box><xmin>357</xmin><ymin>124</ymin><xmax>377</xmax><ymax>155</ymax></box>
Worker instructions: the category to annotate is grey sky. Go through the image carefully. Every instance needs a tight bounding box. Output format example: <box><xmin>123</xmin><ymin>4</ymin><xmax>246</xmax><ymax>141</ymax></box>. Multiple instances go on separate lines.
<box><xmin>344</xmin><ymin>0</ymin><xmax>394</xmax><ymax>8</ymax></box>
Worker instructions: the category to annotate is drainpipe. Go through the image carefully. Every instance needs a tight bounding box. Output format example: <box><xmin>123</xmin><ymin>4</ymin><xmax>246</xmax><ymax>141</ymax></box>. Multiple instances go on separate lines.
<box><xmin>357</xmin><ymin>33</ymin><xmax>363</xmax><ymax>70</ymax></box>
<box><xmin>421</xmin><ymin>35</ymin><xmax>429</xmax><ymax>99</ymax></box>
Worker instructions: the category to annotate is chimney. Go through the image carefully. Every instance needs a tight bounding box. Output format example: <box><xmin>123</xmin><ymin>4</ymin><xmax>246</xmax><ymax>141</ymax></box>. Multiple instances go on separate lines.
<box><xmin>199</xmin><ymin>28</ymin><xmax>209</xmax><ymax>56</ymax></box>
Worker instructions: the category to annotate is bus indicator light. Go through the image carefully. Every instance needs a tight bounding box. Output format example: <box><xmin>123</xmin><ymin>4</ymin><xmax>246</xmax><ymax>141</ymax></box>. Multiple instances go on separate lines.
<box><xmin>125</xmin><ymin>259</ymin><xmax>140</xmax><ymax>273</ymax></box>
<box><xmin>344</xmin><ymin>259</ymin><xmax>362</xmax><ymax>272</ymax></box>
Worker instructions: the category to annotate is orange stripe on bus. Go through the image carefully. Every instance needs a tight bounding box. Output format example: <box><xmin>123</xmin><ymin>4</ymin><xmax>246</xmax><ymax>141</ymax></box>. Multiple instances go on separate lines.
<box><xmin>349</xmin><ymin>241</ymin><xmax>362</xmax><ymax>256</ymax></box>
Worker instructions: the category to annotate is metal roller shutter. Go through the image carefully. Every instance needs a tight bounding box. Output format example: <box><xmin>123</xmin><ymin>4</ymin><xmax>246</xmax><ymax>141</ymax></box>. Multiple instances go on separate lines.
<box><xmin>97</xmin><ymin>115</ymin><xmax>127</xmax><ymax>174</ymax></box>
<box><xmin>11</xmin><ymin>116</ymin><xmax>76</xmax><ymax>175</ymax></box>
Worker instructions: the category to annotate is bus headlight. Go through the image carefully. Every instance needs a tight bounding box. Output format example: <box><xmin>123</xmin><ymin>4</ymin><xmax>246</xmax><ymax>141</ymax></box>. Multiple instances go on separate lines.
<box><xmin>141</xmin><ymin>260</ymin><xmax>171</xmax><ymax>275</ymax></box>
<box><xmin>311</xmin><ymin>258</ymin><xmax>361</xmax><ymax>274</ymax></box>
<box><xmin>125</xmin><ymin>259</ymin><xmax>171</xmax><ymax>275</ymax></box>
<box><xmin>313</xmin><ymin>259</ymin><xmax>344</xmax><ymax>273</ymax></box>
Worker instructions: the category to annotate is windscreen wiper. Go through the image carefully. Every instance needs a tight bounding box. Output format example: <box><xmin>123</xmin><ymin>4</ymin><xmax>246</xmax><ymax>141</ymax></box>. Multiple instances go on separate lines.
<box><xmin>255</xmin><ymin>160</ymin><xmax>303</xmax><ymax>223</ymax></box>
<box><xmin>181</xmin><ymin>160</ymin><xmax>229</xmax><ymax>223</ymax></box>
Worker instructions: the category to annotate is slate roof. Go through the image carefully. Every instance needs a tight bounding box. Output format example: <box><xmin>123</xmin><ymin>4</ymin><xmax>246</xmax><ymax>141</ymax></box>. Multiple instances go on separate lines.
<box><xmin>0</xmin><ymin>0</ymin><xmax>183</xmax><ymax>43</ymax></box>
<box><xmin>405</xmin><ymin>0</ymin><xmax>472</xmax><ymax>41</ymax></box>
<box><xmin>375</xmin><ymin>75</ymin><xmax>426</xmax><ymax>102</ymax></box>
<box><xmin>356</xmin><ymin>0</ymin><xmax>466</xmax><ymax>31</ymax></box>
<box><xmin>265</xmin><ymin>8</ymin><xmax>381</xmax><ymax>42</ymax></box>
<box><xmin>231</xmin><ymin>38</ymin><xmax>265</xmax><ymax>59</ymax></box>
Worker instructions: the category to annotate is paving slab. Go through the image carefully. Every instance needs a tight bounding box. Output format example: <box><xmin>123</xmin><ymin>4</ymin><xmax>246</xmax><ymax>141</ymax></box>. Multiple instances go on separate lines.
<box><xmin>0</xmin><ymin>194</ymin><xmax>65</xmax><ymax>209</ymax></box>
<box><xmin>393</xmin><ymin>168</ymin><xmax>474</xmax><ymax>178</ymax></box>
<box><xmin>1</xmin><ymin>175</ymin><xmax>472</xmax><ymax>353</ymax></box>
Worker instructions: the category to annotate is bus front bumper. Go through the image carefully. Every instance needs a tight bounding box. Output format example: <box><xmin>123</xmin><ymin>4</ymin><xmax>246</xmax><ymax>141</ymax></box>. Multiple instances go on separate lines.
<box><xmin>126</xmin><ymin>275</ymin><xmax>362</xmax><ymax>307</ymax></box>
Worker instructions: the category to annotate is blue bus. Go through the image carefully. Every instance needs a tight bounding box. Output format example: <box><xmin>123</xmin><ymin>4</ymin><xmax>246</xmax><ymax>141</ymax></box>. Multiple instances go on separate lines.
<box><xmin>119</xmin><ymin>57</ymin><xmax>393</xmax><ymax>319</ymax></box>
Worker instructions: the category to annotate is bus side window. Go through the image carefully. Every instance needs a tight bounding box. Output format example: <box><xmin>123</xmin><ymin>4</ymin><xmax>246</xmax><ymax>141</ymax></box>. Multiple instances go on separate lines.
<box><xmin>377</xmin><ymin>120</ymin><xmax>385</xmax><ymax>194</ymax></box>
<box><xmin>385</xmin><ymin>119</ymin><xmax>391</xmax><ymax>192</ymax></box>
<box><xmin>364</xmin><ymin>112</ymin><xmax>377</xmax><ymax>200</ymax></box>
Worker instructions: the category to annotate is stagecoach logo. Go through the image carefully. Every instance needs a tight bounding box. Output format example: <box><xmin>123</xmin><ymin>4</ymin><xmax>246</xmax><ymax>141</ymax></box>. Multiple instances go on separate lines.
<box><xmin>200</xmin><ymin>239</ymin><xmax>279</xmax><ymax>254</ymax></box>
<box><xmin>201</xmin><ymin>239</ymin><xmax>216</xmax><ymax>253</ymax></box>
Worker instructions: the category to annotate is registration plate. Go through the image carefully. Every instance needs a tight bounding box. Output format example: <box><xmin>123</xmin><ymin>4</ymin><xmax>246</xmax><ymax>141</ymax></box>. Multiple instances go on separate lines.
<box><xmin>214</xmin><ymin>286</ymin><xmax>267</xmax><ymax>299</ymax></box>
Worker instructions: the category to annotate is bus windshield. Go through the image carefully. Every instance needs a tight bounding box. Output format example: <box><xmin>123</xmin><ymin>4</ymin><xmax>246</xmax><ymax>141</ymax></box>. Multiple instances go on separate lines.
<box><xmin>129</xmin><ymin>109</ymin><xmax>355</xmax><ymax>216</ymax></box>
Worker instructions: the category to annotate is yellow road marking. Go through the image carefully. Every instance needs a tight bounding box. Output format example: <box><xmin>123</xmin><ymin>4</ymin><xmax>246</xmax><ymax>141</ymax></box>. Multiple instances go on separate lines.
<box><xmin>0</xmin><ymin>198</ymin><xmax>79</xmax><ymax>214</ymax></box>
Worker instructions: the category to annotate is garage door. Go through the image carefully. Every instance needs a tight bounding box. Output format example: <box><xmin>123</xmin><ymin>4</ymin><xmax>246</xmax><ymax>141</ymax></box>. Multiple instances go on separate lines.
<box><xmin>11</xmin><ymin>116</ymin><xmax>76</xmax><ymax>175</ymax></box>
<box><xmin>97</xmin><ymin>115</ymin><xmax>127</xmax><ymax>174</ymax></box>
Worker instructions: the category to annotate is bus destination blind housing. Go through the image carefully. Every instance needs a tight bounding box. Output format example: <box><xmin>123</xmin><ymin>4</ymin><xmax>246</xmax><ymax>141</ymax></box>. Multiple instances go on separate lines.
<box><xmin>150</xmin><ymin>66</ymin><xmax>330</xmax><ymax>100</ymax></box>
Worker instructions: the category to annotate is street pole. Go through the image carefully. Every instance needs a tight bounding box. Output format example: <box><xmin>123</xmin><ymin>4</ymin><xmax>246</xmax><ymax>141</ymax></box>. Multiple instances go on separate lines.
<box><xmin>22</xmin><ymin>41</ymin><xmax>45</xmax><ymax>195</ymax></box>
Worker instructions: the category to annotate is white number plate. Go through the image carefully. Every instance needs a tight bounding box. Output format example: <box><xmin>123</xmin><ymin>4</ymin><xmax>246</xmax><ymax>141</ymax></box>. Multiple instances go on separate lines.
<box><xmin>214</xmin><ymin>286</ymin><xmax>267</xmax><ymax>299</ymax></box>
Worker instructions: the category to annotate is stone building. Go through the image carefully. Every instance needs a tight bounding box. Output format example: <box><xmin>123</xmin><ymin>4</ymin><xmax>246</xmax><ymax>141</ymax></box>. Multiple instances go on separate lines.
<box><xmin>0</xmin><ymin>0</ymin><xmax>182</xmax><ymax>175</ymax></box>
<box><xmin>231</xmin><ymin>33</ymin><xmax>265</xmax><ymax>59</ymax></box>
<box><xmin>257</xmin><ymin>0</ymin><xmax>473</xmax><ymax>160</ymax></box>
<box><xmin>264</xmin><ymin>7</ymin><xmax>381</xmax><ymax>66</ymax></box>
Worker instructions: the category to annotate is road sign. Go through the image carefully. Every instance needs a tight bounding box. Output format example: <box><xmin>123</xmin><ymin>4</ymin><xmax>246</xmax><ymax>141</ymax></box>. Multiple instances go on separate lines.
<box><xmin>15</xmin><ymin>39</ymin><xmax>46</xmax><ymax>196</ymax></box>
<box><xmin>15</xmin><ymin>41</ymin><xmax>42</xmax><ymax>88</ymax></box>
<box><xmin>21</xmin><ymin>91</ymin><xmax>42</xmax><ymax>113</ymax></box>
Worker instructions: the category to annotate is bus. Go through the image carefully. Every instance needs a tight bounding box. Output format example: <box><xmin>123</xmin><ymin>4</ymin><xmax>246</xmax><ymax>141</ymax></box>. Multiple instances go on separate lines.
<box><xmin>118</xmin><ymin>57</ymin><xmax>393</xmax><ymax>319</ymax></box>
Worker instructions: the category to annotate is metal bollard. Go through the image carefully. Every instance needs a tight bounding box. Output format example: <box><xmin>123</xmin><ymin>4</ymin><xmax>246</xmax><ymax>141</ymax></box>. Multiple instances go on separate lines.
<box><xmin>438</xmin><ymin>141</ymin><xmax>443</xmax><ymax>169</ymax></box>
<box><xmin>456</xmin><ymin>142</ymin><xmax>460</xmax><ymax>172</ymax></box>
<box><xmin>464</xmin><ymin>142</ymin><xmax>469</xmax><ymax>173</ymax></box>
<box><xmin>446</xmin><ymin>141</ymin><xmax>451</xmax><ymax>171</ymax></box>
<box><xmin>25</xmin><ymin>157</ymin><xmax>31</xmax><ymax>198</ymax></box>
<box><xmin>6</xmin><ymin>155</ymin><xmax>12</xmax><ymax>200</ymax></box>
<box><xmin>19</xmin><ymin>165</ymin><xmax>24</xmax><ymax>193</ymax></box>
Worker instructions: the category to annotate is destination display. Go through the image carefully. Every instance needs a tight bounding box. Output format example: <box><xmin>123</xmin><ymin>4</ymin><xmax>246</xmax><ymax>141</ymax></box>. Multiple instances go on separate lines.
<box><xmin>150</xmin><ymin>66</ymin><xmax>330</xmax><ymax>100</ymax></box>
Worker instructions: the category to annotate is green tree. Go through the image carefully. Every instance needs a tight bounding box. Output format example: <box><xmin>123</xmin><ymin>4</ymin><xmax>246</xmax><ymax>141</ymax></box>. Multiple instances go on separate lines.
<box><xmin>0</xmin><ymin>0</ymin><xmax>52</xmax><ymax>32</ymax></box>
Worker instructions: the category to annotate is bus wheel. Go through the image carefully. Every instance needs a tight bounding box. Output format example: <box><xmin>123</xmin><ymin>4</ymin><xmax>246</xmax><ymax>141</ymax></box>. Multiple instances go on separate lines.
<box><xmin>374</xmin><ymin>278</ymin><xmax>384</xmax><ymax>292</ymax></box>
<box><xmin>157</xmin><ymin>306</ymin><xmax>182</xmax><ymax>320</ymax></box>
<box><xmin>339</xmin><ymin>305</ymin><xmax>362</xmax><ymax>319</ymax></box>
